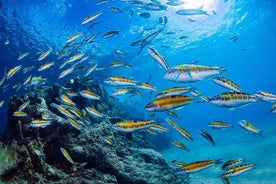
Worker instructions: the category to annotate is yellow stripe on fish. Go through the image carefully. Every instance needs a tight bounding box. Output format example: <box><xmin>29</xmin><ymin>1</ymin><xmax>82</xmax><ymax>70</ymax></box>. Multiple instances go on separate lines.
<box><xmin>164</xmin><ymin>64</ymin><xmax>225</xmax><ymax>82</ymax></box>
<box><xmin>7</xmin><ymin>65</ymin><xmax>22</xmax><ymax>79</ymax></box>
<box><xmin>209</xmin><ymin>92</ymin><xmax>257</xmax><ymax>109</ymax></box>
<box><xmin>174</xmin><ymin>160</ymin><xmax>220</xmax><ymax>174</ymax></box>
<box><xmin>30</xmin><ymin>120</ymin><xmax>52</xmax><ymax>128</ymax></box>
<box><xmin>79</xmin><ymin>90</ymin><xmax>101</xmax><ymax>100</ymax></box>
<box><xmin>60</xmin><ymin>147</ymin><xmax>75</xmax><ymax>164</ymax></box>
<box><xmin>255</xmin><ymin>91</ymin><xmax>276</xmax><ymax>102</ymax></box>
<box><xmin>38</xmin><ymin>48</ymin><xmax>52</xmax><ymax>61</ymax></box>
<box><xmin>113</xmin><ymin>120</ymin><xmax>156</xmax><ymax>132</ymax></box>
<box><xmin>38</xmin><ymin>62</ymin><xmax>54</xmax><ymax>71</ymax></box>
<box><xmin>212</xmin><ymin>77</ymin><xmax>242</xmax><ymax>92</ymax></box>
<box><xmin>147</xmin><ymin>47</ymin><xmax>169</xmax><ymax>71</ymax></box>
<box><xmin>156</xmin><ymin>86</ymin><xmax>194</xmax><ymax>98</ymax></box>
<box><xmin>13</xmin><ymin>111</ymin><xmax>28</xmax><ymax>117</ymax></box>
<box><xmin>81</xmin><ymin>12</ymin><xmax>103</xmax><ymax>25</ymax></box>
<box><xmin>145</xmin><ymin>95</ymin><xmax>194</xmax><ymax>111</ymax></box>
<box><xmin>222</xmin><ymin>159</ymin><xmax>243</xmax><ymax>170</ymax></box>
<box><xmin>222</xmin><ymin>164</ymin><xmax>253</xmax><ymax>177</ymax></box>
<box><xmin>208</xmin><ymin>121</ymin><xmax>233</xmax><ymax>129</ymax></box>
<box><xmin>85</xmin><ymin>107</ymin><xmax>103</xmax><ymax>117</ymax></box>
<box><xmin>104</xmin><ymin>76</ymin><xmax>137</xmax><ymax>86</ymax></box>
<box><xmin>239</xmin><ymin>120</ymin><xmax>261</xmax><ymax>135</ymax></box>
<box><xmin>171</xmin><ymin>141</ymin><xmax>189</xmax><ymax>151</ymax></box>
<box><xmin>60</xmin><ymin>94</ymin><xmax>76</xmax><ymax>106</ymax></box>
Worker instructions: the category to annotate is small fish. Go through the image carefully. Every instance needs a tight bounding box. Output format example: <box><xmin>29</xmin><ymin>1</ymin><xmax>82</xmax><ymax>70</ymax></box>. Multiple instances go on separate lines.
<box><xmin>68</xmin><ymin>118</ymin><xmax>82</xmax><ymax>130</ymax></box>
<box><xmin>255</xmin><ymin>91</ymin><xmax>276</xmax><ymax>102</ymax></box>
<box><xmin>0</xmin><ymin>100</ymin><xmax>4</xmax><ymax>108</ymax></box>
<box><xmin>176</xmin><ymin>6</ymin><xmax>208</xmax><ymax>16</ymax></box>
<box><xmin>17</xmin><ymin>52</ymin><xmax>29</xmax><ymax>60</ymax></box>
<box><xmin>59</xmin><ymin>67</ymin><xmax>74</xmax><ymax>79</ymax></box>
<box><xmin>13</xmin><ymin>111</ymin><xmax>28</xmax><ymax>117</ymax></box>
<box><xmin>42</xmin><ymin>113</ymin><xmax>54</xmax><ymax>121</ymax></box>
<box><xmin>102</xmin><ymin>30</ymin><xmax>120</xmax><ymax>38</ymax></box>
<box><xmin>130</xmin><ymin>40</ymin><xmax>142</xmax><ymax>46</ymax></box>
<box><xmin>147</xmin><ymin>47</ymin><xmax>169</xmax><ymax>71</ymax></box>
<box><xmin>239</xmin><ymin>120</ymin><xmax>261</xmax><ymax>135</ymax></box>
<box><xmin>104</xmin><ymin>76</ymin><xmax>137</xmax><ymax>86</ymax></box>
<box><xmin>0</xmin><ymin>76</ymin><xmax>5</xmax><ymax>86</ymax></box>
<box><xmin>222</xmin><ymin>164</ymin><xmax>253</xmax><ymax>177</ymax></box>
<box><xmin>115</xmin><ymin>49</ymin><xmax>125</xmax><ymax>57</ymax></box>
<box><xmin>156</xmin><ymin>86</ymin><xmax>194</xmax><ymax>98</ymax></box>
<box><xmin>208</xmin><ymin>121</ymin><xmax>232</xmax><ymax>129</ymax></box>
<box><xmin>18</xmin><ymin>101</ymin><xmax>30</xmax><ymax>111</ymax></box>
<box><xmin>171</xmin><ymin>141</ymin><xmax>189</xmax><ymax>151</ymax></box>
<box><xmin>167</xmin><ymin>110</ymin><xmax>181</xmax><ymax>120</ymax></box>
<box><xmin>108</xmin><ymin>6</ymin><xmax>122</xmax><ymax>12</ymax></box>
<box><xmin>66</xmin><ymin>91</ymin><xmax>78</xmax><ymax>97</ymax></box>
<box><xmin>112</xmin><ymin>87</ymin><xmax>142</xmax><ymax>96</ymax></box>
<box><xmin>30</xmin><ymin>120</ymin><xmax>52</xmax><ymax>128</ymax></box>
<box><xmin>212</xmin><ymin>77</ymin><xmax>242</xmax><ymax>92</ymax></box>
<box><xmin>208</xmin><ymin>92</ymin><xmax>257</xmax><ymax>109</ymax></box>
<box><xmin>164</xmin><ymin>64</ymin><xmax>226</xmax><ymax>83</ymax></box>
<box><xmin>7</xmin><ymin>65</ymin><xmax>22</xmax><ymax>79</ymax></box>
<box><xmin>136</xmin><ymin>82</ymin><xmax>157</xmax><ymax>91</ymax></box>
<box><xmin>38</xmin><ymin>48</ymin><xmax>52</xmax><ymax>61</ymax></box>
<box><xmin>137</xmin><ymin>28</ymin><xmax>164</xmax><ymax>55</ymax></box>
<box><xmin>66</xmin><ymin>32</ymin><xmax>83</xmax><ymax>43</ymax></box>
<box><xmin>146</xmin><ymin>128</ymin><xmax>157</xmax><ymax>135</ymax></box>
<box><xmin>85</xmin><ymin>33</ymin><xmax>97</xmax><ymax>43</ymax></box>
<box><xmin>79</xmin><ymin>90</ymin><xmax>101</xmax><ymax>100</ymax></box>
<box><xmin>23</xmin><ymin>75</ymin><xmax>32</xmax><ymax>86</ymax></box>
<box><xmin>56</xmin><ymin>106</ymin><xmax>75</xmax><ymax>119</ymax></box>
<box><xmin>113</xmin><ymin>120</ymin><xmax>156</xmax><ymax>132</ymax></box>
<box><xmin>222</xmin><ymin>159</ymin><xmax>243</xmax><ymax>170</ymax></box>
<box><xmin>150</xmin><ymin>124</ymin><xmax>168</xmax><ymax>132</ymax></box>
<box><xmin>85</xmin><ymin>107</ymin><xmax>103</xmax><ymax>117</ymax></box>
<box><xmin>101</xmin><ymin>136</ymin><xmax>113</xmax><ymax>145</ymax></box>
<box><xmin>23</xmin><ymin>66</ymin><xmax>35</xmax><ymax>73</ymax></box>
<box><xmin>68</xmin><ymin>53</ymin><xmax>84</xmax><ymax>63</ymax></box>
<box><xmin>81</xmin><ymin>12</ymin><xmax>103</xmax><ymax>25</ymax></box>
<box><xmin>139</xmin><ymin>12</ymin><xmax>150</xmax><ymax>18</ymax></box>
<box><xmin>199</xmin><ymin>130</ymin><xmax>215</xmax><ymax>146</ymax></box>
<box><xmin>85</xmin><ymin>63</ymin><xmax>97</xmax><ymax>77</ymax></box>
<box><xmin>174</xmin><ymin>160</ymin><xmax>221</xmax><ymax>174</ymax></box>
<box><xmin>110</xmin><ymin>61</ymin><xmax>133</xmax><ymax>69</ymax></box>
<box><xmin>38</xmin><ymin>62</ymin><xmax>54</xmax><ymax>71</ymax></box>
<box><xmin>145</xmin><ymin>95</ymin><xmax>194</xmax><ymax>111</ymax></box>
<box><xmin>60</xmin><ymin>94</ymin><xmax>76</xmax><ymax>106</ymax></box>
<box><xmin>60</xmin><ymin>147</ymin><xmax>75</xmax><ymax>164</ymax></box>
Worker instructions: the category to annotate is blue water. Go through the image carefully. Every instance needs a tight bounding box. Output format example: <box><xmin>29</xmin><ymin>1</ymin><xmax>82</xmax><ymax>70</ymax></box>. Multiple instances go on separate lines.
<box><xmin>1</xmin><ymin>0</ymin><xmax>276</xmax><ymax>183</ymax></box>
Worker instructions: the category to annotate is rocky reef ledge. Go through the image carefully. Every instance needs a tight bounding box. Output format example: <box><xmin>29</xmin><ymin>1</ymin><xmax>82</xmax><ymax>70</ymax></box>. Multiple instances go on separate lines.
<box><xmin>0</xmin><ymin>81</ymin><xmax>189</xmax><ymax>184</ymax></box>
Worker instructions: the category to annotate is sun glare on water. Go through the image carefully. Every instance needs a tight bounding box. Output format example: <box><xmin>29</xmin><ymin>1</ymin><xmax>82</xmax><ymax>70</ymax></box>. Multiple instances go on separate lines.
<box><xmin>178</xmin><ymin>0</ymin><xmax>219</xmax><ymax>12</ymax></box>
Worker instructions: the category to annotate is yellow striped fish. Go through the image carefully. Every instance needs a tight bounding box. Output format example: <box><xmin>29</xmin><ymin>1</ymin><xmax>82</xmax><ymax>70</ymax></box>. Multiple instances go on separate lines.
<box><xmin>104</xmin><ymin>76</ymin><xmax>137</xmax><ymax>86</ymax></box>
<box><xmin>38</xmin><ymin>48</ymin><xmax>52</xmax><ymax>61</ymax></box>
<box><xmin>212</xmin><ymin>77</ymin><xmax>242</xmax><ymax>92</ymax></box>
<box><xmin>208</xmin><ymin>121</ymin><xmax>233</xmax><ymax>129</ymax></box>
<box><xmin>147</xmin><ymin>47</ymin><xmax>169</xmax><ymax>71</ymax></box>
<box><xmin>101</xmin><ymin>136</ymin><xmax>113</xmax><ymax>145</ymax></box>
<box><xmin>150</xmin><ymin>124</ymin><xmax>168</xmax><ymax>132</ymax></box>
<box><xmin>173</xmin><ymin>159</ymin><xmax>221</xmax><ymax>174</ymax></box>
<box><xmin>13</xmin><ymin>111</ymin><xmax>28</xmax><ymax>117</ymax></box>
<box><xmin>85</xmin><ymin>107</ymin><xmax>103</xmax><ymax>117</ymax></box>
<box><xmin>60</xmin><ymin>94</ymin><xmax>76</xmax><ymax>106</ymax></box>
<box><xmin>79</xmin><ymin>90</ymin><xmax>101</xmax><ymax>100</ymax></box>
<box><xmin>209</xmin><ymin>92</ymin><xmax>257</xmax><ymax>109</ymax></box>
<box><xmin>65</xmin><ymin>32</ymin><xmax>83</xmax><ymax>43</ymax></box>
<box><xmin>18</xmin><ymin>52</ymin><xmax>29</xmax><ymax>60</ymax></box>
<box><xmin>164</xmin><ymin>64</ymin><xmax>226</xmax><ymax>83</ymax></box>
<box><xmin>171</xmin><ymin>141</ymin><xmax>189</xmax><ymax>151</ymax></box>
<box><xmin>18</xmin><ymin>101</ymin><xmax>30</xmax><ymax>111</ymax></box>
<box><xmin>145</xmin><ymin>95</ymin><xmax>194</xmax><ymax>111</ymax></box>
<box><xmin>136</xmin><ymin>82</ymin><xmax>157</xmax><ymax>91</ymax></box>
<box><xmin>222</xmin><ymin>164</ymin><xmax>253</xmax><ymax>177</ymax></box>
<box><xmin>59</xmin><ymin>67</ymin><xmax>74</xmax><ymax>79</ymax></box>
<box><xmin>30</xmin><ymin>120</ymin><xmax>52</xmax><ymax>128</ymax></box>
<box><xmin>68</xmin><ymin>118</ymin><xmax>82</xmax><ymax>130</ymax></box>
<box><xmin>113</xmin><ymin>120</ymin><xmax>157</xmax><ymax>132</ymax></box>
<box><xmin>255</xmin><ymin>91</ymin><xmax>276</xmax><ymax>102</ymax></box>
<box><xmin>156</xmin><ymin>86</ymin><xmax>194</xmax><ymax>98</ymax></box>
<box><xmin>239</xmin><ymin>120</ymin><xmax>261</xmax><ymax>135</ymax></box>
<box><xmin>222</xmin><ymin>159</ymin><xmax>243</xmax><ymax>170</ymax></box>
<box><xmin>60</xmin><ymin>147</ymin><xmax>75</xmax><ymax>164</ymax></box>
<box><xmin>38</xmin><ymin>62</ymin><xmax>54</xmax><ymax>71</ymax></box>
<box><xmin>7</xmin><ymin>65</ymin><xmax>22</xmax><ymax>79</ymax></box>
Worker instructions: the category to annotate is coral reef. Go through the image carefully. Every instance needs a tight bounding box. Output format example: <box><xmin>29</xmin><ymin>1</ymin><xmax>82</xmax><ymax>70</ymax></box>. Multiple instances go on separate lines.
<box><xmin>0</xmin><ymin>79</ymin><xmax>189</xmax><ymax>184</ymax></box>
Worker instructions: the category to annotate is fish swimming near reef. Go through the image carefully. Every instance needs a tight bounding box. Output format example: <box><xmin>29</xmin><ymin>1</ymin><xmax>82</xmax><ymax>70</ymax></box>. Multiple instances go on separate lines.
<box><xmin>79</xmin><ymin>90</ymin><xmax>101</xmax><ymax>100</ymax></box>
<box><xmin>145</xmin><ymin>95</ymin><xmax>195</xmax><ymax>111</ymax></box>
<box><xmin>38</xmin><ymin>48</ymin><xmax>52</xmax><ymax>61</ymax></box>
<box><xmin>13</xmin><ymin>111</ymin><xmax>28</xmax><ymax>117</ymax></box>
<box><xmin>104</xmin><ymin>76</ymin><xmax>138</xmax><ymax>86</ymax></box>
<box><xmin>176</xmin><ymin>6</ymin><xmax>209</xmax><ymax>16</ymax></box>
<box><xmin>173</xmin><ymin>159</ymin><xmax>221</xmax><ymax>174</ymax></box>
<box><xmin>212</xmin><ymin>76</ymin><xmax>242</xmax><ymax>92</ymax></box>
<box><xmin>164</xmin><ymin>64</ymin><xmax>226</xmax><ymax>83</ymax></box>
<box><xmin>30</xmin><ymin>120</ymin><xmax>52</xmax><ymax>128</ymax></box>
<box><xmin>38</xmin><ymin>62</ymin><xmax>55</xmax><ymax>71</ymax></box>
<box><xmin>85</xmin><ymin>107</ymin><xmax>103</xmax><ymax>118</ymax></box>
<box><xmin>171</xmin><ymin>140</ymin><xmax>189</xmax><ymax>151</ymax></box>
<box><xmin>113</xmin><ymin>120</ymin><xmax>158</xmax><ymax>132</ymax></box>
<box><xmin>222</xmin><ymin>164</ymin><xmax>253</xmax><ymax>177</ymax></box>
<box><xmin>199</xmin><ymin>130</ymin><xmax>215</xmax><ymax>146</ymax></box>
<box><xmin>208</xmin><ymin>92</ymin><xmax>258</xmax><ymax>109</ymax></box>
<box><xmin>60</xmin><ymin>147</ymin><xmax>75</xmax><ymax>164</ymax></box>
